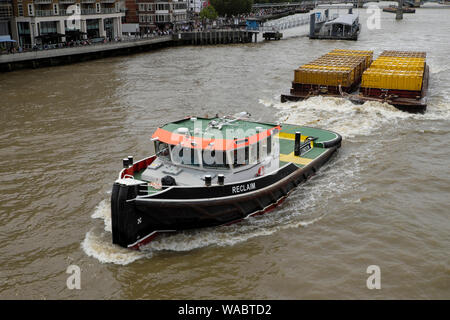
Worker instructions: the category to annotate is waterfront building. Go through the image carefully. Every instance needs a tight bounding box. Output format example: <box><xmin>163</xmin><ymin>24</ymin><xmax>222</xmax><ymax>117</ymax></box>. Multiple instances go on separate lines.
<box><xmin>187</xmin><ymin>0</ymin><xmax>206</xmax><ymax>13</ymax></box>
<box><xmin>0</xmin><ymin>0</ymin><xmax>13</xmax><ymax>37</ymax></box>
<box><xmin>11</xmin><ymin>0</ymin><xmax>125</xmax><ymax>48</ymax></box>
<box><xmin>123</xmin><ymin>0</ymin><xmax>137</xmax><ymax>23</ymax></box>
<box><xmin>133</xmin><ymin>0</ymin><xmax>188</xmax><ymax>34</ymax></box>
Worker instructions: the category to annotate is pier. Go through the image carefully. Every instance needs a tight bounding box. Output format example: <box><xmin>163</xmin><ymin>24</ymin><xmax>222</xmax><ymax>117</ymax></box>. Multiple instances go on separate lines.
<box><xmin>174</xmin><ymin>30</ymin><xmax>258</xmax><ymax>46</ymax></box>
<box><xmin>0</xmin><ymin>36</ymin><xmax>174</xmax><ymax>72</ymax></box>
<box><xmin>0</xmin><ymin>30</ymin><xmax>259</xmax><ymax>72</ymax></box>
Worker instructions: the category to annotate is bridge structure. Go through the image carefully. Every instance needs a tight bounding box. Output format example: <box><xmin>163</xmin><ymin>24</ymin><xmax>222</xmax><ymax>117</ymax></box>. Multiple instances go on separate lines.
<box><xmin>251</xmin><ymin>0</ymin><xmax>438</xmax><ymax>34</ymax></box>
<box><xmin>253</xmin><ymin>0</ymin><xmax>431</xmax><ymax>9</ymax></box>
<box><xmin>259</xmin><ymin>13</ymin><xmax>323</xmax><ymax>32</ymax></box>
<box><xmin>253</xmin><ymin>0</ymin><xmax>378</xmax><ymax>9</ymax></box>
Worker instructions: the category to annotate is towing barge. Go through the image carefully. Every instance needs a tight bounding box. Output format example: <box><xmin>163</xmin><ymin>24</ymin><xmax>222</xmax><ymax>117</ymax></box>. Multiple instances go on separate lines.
<box><xmin>111</xmin><ymin>114</ymin><xmax>341</xmax><ymax>249</ymax></box>
<box><xmin>383</xmin><ymin>6</ymin><xmax>416</xmax><ymax>14</ymax></box>
<box><xmin>281</xmin><ymin>50</ymin><xmax>429</xmax><ymax>113</ymax></box>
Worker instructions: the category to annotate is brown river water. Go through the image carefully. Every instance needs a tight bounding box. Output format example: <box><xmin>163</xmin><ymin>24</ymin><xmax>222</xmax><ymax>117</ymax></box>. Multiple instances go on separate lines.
<box><xmin>0</xmin><ymin>7</ymin><xmax>449</xmax><ymax>299</ymax></box>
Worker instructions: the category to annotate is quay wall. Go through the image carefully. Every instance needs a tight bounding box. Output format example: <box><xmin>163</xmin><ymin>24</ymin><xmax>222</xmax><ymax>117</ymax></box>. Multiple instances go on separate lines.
<box><xmin>0</xmin><ymin>30</ymin><xmax>258</xmax><ymax>73</ymax></box>
<box><xmin>0</xmin><ymin>36</ymin><xmax>174</xmax><ymax>73</ymax></box>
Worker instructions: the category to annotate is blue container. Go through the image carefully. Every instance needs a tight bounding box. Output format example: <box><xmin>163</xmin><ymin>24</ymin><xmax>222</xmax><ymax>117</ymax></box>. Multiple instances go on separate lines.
<box><xmin>246</xmin><ymin>20</ymin><xmax>260</xmax><ymax>31</ymax></box>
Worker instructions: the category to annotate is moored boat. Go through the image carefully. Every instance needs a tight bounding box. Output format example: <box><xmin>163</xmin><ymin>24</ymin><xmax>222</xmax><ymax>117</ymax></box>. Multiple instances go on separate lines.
<box><xmin>111</xmin><ymin>114</ymin><xmax>342</xmax><ymax>249</ymax></box>
<box><xmin>383</xmin><ymin>6</ymin><xmax>416</xmax><ymax>14</ymax></box>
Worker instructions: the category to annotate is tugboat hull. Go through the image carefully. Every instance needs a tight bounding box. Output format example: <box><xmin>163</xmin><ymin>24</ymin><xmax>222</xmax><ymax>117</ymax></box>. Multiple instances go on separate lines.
<box><xmin>112</xmin><ymin>147</ymin><xmax>339</xmax><ymax>249</ymax></box>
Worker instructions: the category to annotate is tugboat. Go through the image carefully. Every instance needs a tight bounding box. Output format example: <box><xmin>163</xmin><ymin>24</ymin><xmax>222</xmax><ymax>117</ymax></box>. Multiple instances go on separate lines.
<box><xmin>111</xmin><ymin>113</ymin><xmax>342</xmax><ymax>249</ymax></box>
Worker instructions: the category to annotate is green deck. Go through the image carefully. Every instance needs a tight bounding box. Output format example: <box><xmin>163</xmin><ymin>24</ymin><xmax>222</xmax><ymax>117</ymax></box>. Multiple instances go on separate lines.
<box><xmin>279</xmin><ymin>123</ymin><xmax>339</xmax><ymax>147</ymax></box>
<box><xmin>277</xmin><ymin>123</ymin><xmax>334</xmax><ymax>167</ymax></box>
<box><xmin>161</xmin><ymin>117</ymin><xmax>277</xmax><ymax>139</ymax></box>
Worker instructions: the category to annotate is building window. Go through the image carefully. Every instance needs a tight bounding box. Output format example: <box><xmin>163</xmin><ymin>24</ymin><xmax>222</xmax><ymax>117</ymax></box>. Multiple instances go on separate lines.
<box><xmin>18</xmin><ymin>4</ymin><xmax>24</xmax><ymax>16</ymax></box>
<box><xmin>156</xmin><ymin>15</ymin><xmax>168</xmax><ymax>22</ymax></box>
<box><xmin>156</xmin><ymin>3</ymin><xmax>169</xmax><ymax>11</ymax></box>
<box><xmin>40</xmin><ymin>21</ymin><xmax>57</xmax><ymax>34</ymax></box>
<box><xmin>17</xmin><ymin>22</ymin><xmax>30</xmax><ymax>35</ymax></box>
<box><xmin>53</xmin><ymin>4</ymin><xmax>59</xmax><ymax>15</ymax></box>
<box><xmin>27</xmin><ymin>4</ymin><xmax>34</xmax><ymax>16</ymax></box>
<box><xmin>96</xmin><ymin>3</ymin><xmax>101</xmax><ymax>14</ymax></box>
<box><xmin>173</xmin><ymin>2</ymin><xmax>187</xmax><ymax>10</ymax></box>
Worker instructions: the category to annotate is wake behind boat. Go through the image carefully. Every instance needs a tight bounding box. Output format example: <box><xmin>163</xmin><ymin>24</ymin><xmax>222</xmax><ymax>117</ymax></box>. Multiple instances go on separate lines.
<box><xmin>111</xmin><ymin>113</ymin><xmax>342</xmax><ymax>249</ymax></box>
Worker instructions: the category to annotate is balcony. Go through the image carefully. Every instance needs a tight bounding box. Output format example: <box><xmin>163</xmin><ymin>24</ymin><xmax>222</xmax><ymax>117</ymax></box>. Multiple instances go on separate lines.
<box><xmin>35</xmin><ymin>9</ymin><xmax>54</xmax><ymax>17</ymax></box>
<box><xmin>81</xmin><ymin>8</ymin><xmax>97</xmax><ymax>15</ymax></box>
<box><xmin>81</xmin><ymin>0</ymin><xmax>96</xmax><ymax>3</ymax></box>
<box><xmin>102</xmin><ymin>8</ymin><xmax>116</xmax><ymax>14</ymax></box>
<box><xmin>59</xmin><ymin>0</ymin><xmax>76</xmax><ymax>3</ymax></box>
<box><xmin>34</xmin><ymin>0</ymin><xmax>52</xmax><ymax>4</ymax></box>
<box><xmin>100</xmin><ymin>0</ymin><xmax>116</xmax><ymax>3</ymax></box>
<box><xmin>0</xmin><ymin>3</ymin><xmax>12</xmax><ymax>19</ymax></box>
<box><xmin>79</xmin><ymin>8</ymin><xmax>118</xmax><ymax>15</ymax></box>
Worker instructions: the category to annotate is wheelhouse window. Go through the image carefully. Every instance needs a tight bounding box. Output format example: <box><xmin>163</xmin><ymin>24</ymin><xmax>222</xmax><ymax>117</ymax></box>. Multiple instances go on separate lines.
<box><xmin>232</xmin><ymin>146</ymin><xmax>249</xmax><ymax>168</ymax></box>
<box><xmin>171</xmin><ymin>146</ymin><xmax>200</xmax><ymax>167</ymax></box>
<box><xmin>250</xmin><ymin>143</ymin><xmax>258</xmax><ymax>165</ymax></box>
<box><xmin>154</xmin><ymin>141</ymin><xmax>170</xmax><ymax>161</ymax></box>
<box><xmin>202</xmin><ymin>149</ymin><xmax>229</xmax><ymax>169</ymax></box>
<box><xmin>266</xmin><ymin>135</ymin><xmax>272</xmax><ymax>155</ymax></box>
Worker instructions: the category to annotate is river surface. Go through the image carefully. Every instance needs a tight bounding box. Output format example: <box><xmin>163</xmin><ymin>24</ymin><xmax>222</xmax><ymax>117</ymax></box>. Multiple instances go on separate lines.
<box><xmin>0</xmin><ymin>6</ymin><xmax>449</xmax><ymax>299</ymax></box>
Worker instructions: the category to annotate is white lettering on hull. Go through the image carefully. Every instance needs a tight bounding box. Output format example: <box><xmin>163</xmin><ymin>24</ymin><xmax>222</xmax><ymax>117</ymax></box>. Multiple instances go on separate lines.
<box><xmin>231</xmin><ymin>182</ymin><xmax>256</xmax><ymax>194</ymax></box>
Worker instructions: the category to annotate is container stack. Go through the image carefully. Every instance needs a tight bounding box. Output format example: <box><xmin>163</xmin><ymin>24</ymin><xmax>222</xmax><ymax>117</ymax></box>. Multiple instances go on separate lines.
<box><xmin>361</xmin><ymin>51</ymin><xmax>426</xmax><ymax>95</ymax></box>
<box><xmin>291</xmin><ymin>49</ymin><xmax>373</xmax><ymax>95</ymax></box>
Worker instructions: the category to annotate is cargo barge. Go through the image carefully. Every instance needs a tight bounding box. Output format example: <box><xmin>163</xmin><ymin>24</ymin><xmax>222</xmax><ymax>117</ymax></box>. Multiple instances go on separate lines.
<box><xmin>111</xmin><ymin>114</ymin><xmax>341</xmax><ymax>249</ymax></box>
<box><xmin>281</xmin><ymin>50</ymin><xmax>429</xmax><ymax>113</ymax></box>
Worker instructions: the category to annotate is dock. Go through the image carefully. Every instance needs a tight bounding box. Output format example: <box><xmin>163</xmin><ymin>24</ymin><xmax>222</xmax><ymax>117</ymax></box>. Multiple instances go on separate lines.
<box><xmin>0</xmin><ymin>30</ymin><xmax>259</xmax><ymax>72</ymax></box>
<box><xmin>0</xmin><ymin>36</ymin><xmax>174</xmax><ymax>72</ymax></box>
<box><xmin>173</xmin><ymin>30</ymin><xmax>258</xmax><ymax>46</ymax></box>
<box><xmin>309</xmin><ymin>9</ymin><xmax>361</xmax><ymax>41</ymax></box>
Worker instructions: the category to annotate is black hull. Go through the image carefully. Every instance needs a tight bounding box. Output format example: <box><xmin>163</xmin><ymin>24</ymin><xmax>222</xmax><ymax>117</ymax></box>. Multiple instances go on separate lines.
<box><xmin>111</xmin><ymin>146</ymin><xmax>339</xmax><ymax>249</ymax></box>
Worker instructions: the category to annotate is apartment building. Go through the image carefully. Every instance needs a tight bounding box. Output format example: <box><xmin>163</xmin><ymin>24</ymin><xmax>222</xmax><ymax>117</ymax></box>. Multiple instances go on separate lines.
<box><xmin>123</xmin><ymin>0</ymin><xmax>137</xmax><ymax>23</ymax></box>
<box><xmin>11</xmin><ymin>0</ymin><xmax>125</xmax><ymax>47</ymax></box>
<box><xmin>186</xmin><ymin>0</ymin><xmax>206</xmax><ymax>13</ymax></box>
<box><xmin>0</xmin><ymin>0</ymin><xmax>13</xmax><ymax>37</ymax></box>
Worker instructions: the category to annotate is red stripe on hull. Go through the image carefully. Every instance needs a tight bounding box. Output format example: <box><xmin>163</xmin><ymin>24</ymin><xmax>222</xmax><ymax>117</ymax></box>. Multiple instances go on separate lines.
<box><xmin>128</xmin><ymin>194</ymin><xmax>290</xmax><ymax>250</ymax></box>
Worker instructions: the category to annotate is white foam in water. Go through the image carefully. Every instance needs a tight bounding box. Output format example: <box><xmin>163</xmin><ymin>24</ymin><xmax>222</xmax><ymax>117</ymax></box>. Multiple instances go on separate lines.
<box><xmin>82</xmin><ymin>230</ymin><xmax>150</xmax><ymax>265</ymax></box>
<box><xmin>267</xmin><ymin>95</ymin><xmax>450</xmax><ymax>138</ymax></box>
<box><xmin>91</xmin><ymin>199</ymin><xmax>111</xmax><ymax>232</ymax></box>
<box><xmin>268</xmin><ymin>96</ymin><xmax>416</xmax><ymax>138</ymax></box>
